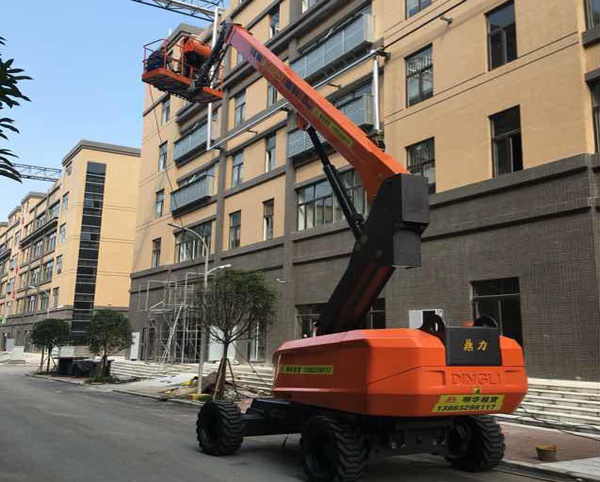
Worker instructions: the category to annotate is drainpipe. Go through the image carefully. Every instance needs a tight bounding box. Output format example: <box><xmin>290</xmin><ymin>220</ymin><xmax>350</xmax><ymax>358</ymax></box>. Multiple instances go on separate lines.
<box><xmin>372</xmin><ymin>54</ymin><xmax>381</xmax><ymax>133</ymax></box>
<box><xmin>206</xmin><ymin>5</ymin><xmax>220</xmax><ymax>150</ymax></box>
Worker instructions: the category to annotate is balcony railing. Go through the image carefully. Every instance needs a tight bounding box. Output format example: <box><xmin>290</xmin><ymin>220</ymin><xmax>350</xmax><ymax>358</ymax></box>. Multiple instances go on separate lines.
<box><xmin>171</xmin><ymin>176</ymin><xmax>214</xmax><ymax>215</ymax></box>
<box><xmin>20</xmin><ymin>215</ymin><xmax>58</xmax><ymax>247</ymax></box>
<box><xmin>173</xmin><ymin>121</ymin><xmax>216</xmax><ymax>164</ymax></box>
<box><xmin>287</xmin><ymin>95</ymin><xmax>374</xmax><ymax>159</ymax></box>
<box><xmin>0</xmin><ymin>247</ymin><xmax>11</xmax><ymax>261</ymax></box>
<box><xmin>291</xmin><ymin>13</ymin><xmax>374</xmax><ymax>80</ymax></box>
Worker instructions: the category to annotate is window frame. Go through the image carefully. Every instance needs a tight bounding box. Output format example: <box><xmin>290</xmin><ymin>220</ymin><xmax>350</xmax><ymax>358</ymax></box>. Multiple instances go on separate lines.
<box><xmin>486</xmin><ymin>1</ymin><xmax>517</xmax><ymax>70</ymax></box>
<box><xmin>267</xmin><ymin>84</ymin><xmax>278</xmax><ymax>107</ymax></box>
<box><xmin>151</xmin><ymin>238</ymin><xmax>161</xmax><ymax>268</ymax></box>
<box><xmin>406</xmin><ymin>45</ymin><xmax>433</xmax><ymax>107</ymax></box>
<box><xmin>161</xmin><ymin>97</ymin><xmax>170</xmax><ymax>125</ymax></box>
<box><xmin>490</xmin><ymin>106</ymin><xmax>523</xmax><ymax>177</ymax></box>
<box><xmin>407</xmin><ymin>138</ymin><xmax>436</xmax><ymax>194</ymax></box>
<box><xmin>56</xmin><ymin>255</ymin><xmax>63</xmax><ymax>275</ymax></box>
<box><xmin>234</xmin><ymin>90</ymin><xmax>246</xmax><ymax>126</ymax></box>
<box><xmin>269</xmin><ymin>6</ymin><xmax>280</xmax><ymax>38</ymax></box>
<box><xmin>585</xmin><ymin>0</ymin><xmax>600</xmax><ymax>28</ymax></box>
<box><xmin>155</xmin><ymin>190</ymin><xmax>165</xmax><ymax>218</ymax></box>
<box><xmin>592</xmin><ymin>81</ymin><xmax>600</xmax><ymax>152</ymax></box>
<box><xmin>232</xmin><ymin>152</ymin><xmax>244</xmax><ymax>187</ymax></box>
<box><xmin>265</xmin><ymin>134</ymin><xmax>276</xmax><ymax>172</ymax></box>
<box><xmin>229</xmin><ymin>211</ymin><xmax>242</xmax><ymax>249</ymax></box>
<box><xmin>158</xmin><ymin>142</ymin><xmax>168</xmax><ymax>171</ymax></box>
<box><xmin>406</xmin><ymin>0</ymin><xmax>432</xmax><ymax>18</ymax></box>
<box><xmin>263</xmin><ymin>199</ymin><xmax>274</xmax><ymax>241</ymax></box>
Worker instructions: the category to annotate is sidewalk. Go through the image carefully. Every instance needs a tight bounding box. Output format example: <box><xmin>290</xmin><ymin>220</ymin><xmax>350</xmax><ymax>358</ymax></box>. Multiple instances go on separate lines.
<box><xmin>501</xmin><ymin>422</ymin><xmax>600</xmax><ymax>480</ymax></box>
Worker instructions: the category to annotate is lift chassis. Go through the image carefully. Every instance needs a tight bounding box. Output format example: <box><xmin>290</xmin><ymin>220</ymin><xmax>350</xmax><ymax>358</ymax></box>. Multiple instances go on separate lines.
<box><xmin>142</xmin><ymin>21</ymin><xmax>526</xmax><ymax>482</ymax></box>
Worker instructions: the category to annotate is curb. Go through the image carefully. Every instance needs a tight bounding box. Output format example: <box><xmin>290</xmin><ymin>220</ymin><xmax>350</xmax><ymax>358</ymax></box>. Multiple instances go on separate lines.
<box><xmin>27</xmin><ymin>374</ymin><xmax>87</xmax><ymax>386</ymax></box>
<box><xmin>112</xmin><ymin>388</ymin><xmax>204</xmax><ymax>408</ymax></box>
<box><xmin>500</xmin><ymin>459</ymin><xmax>600</xmax><ymax>482</ymax></box>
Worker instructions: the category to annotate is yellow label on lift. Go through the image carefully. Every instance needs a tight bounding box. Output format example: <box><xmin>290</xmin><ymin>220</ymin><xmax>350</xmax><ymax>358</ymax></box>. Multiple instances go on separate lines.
<box><xmin>432</xmin><ymin>394</ymin><xmax>505</xmax><ymax>413</ymax></box>
<box><xmin>280</xmin><ymin>365</ymin><xmax>334</xmax><ymax>375</ymax></box>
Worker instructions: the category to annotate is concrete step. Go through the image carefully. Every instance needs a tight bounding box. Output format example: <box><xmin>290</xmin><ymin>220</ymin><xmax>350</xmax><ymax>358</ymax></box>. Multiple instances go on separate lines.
<box><xmin>496</xmin><ymin>413</ymin><xmax>600</xmax><ymax>436</ymax></box>
<box><xmin>513</xmin><ymin>406</ymin><xmax>600</xmax><ymax>428</ymax></box>
<box><xmin>521</xmin><ymin>401</ymin><xmax>600</xmax><ymax>418</ymax></box>
<box><xmin>528</xmin><ymin>378</ymin><xmax>600</xmax><ymax>395</ymax></box>
<box><xmin>525</xmin><ymin>394</ymin><xmax>600</xmax><ymax>409</ymax></box>
<box><xmin>527</xmin><ymin>389</ymin><xmax>600</xmax><ymax>402</ymax></box>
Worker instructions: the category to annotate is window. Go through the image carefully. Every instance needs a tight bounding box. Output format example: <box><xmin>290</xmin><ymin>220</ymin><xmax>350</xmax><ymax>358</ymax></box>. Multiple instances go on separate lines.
<box><xmin>14</xmin><ymin>231</ymin><xmax>20</xmax><ymax>245</ymax></box>
<box><xmin>592</xmin><ymin>81</ymin><xmax>600</xmax><ymax>152</ymax></box>
<box><xmin>161</xmin><ymin>97</ymin><xmax>170</xmax><ymax>124</ymax></box>
<box><xmin>297</xmin><ymin>171</ymin><xmax>367</xmax><ymax>231</ymax></box>
<box><xmin>155</xmin><ymin>190</ymin><xmax>165</xmax><ymax>218</ymax></box>
<box><xmin>248</xmin><ymin>321</ymin><xmax>266</xmax><ymax>361</ymax></box>
<box><xmin>46</xmin><ymin>232</ymin><xmax>57</xmax><ymax>252</ymax></box>
<box><xmin>62</xmin><ymin>193</ymin><xmax>69</xmax><ymax>211</ymax></box>
<box><xmin>472</xmin><ymin>277</ymin><xmax>523</xmax><ymax>347</ymax></box>
<box><xmin>6</xmin><ymin>278</ymin><xmax>14</xmax><ymax>293</ymax></box>
<box><xmin>406</xmin><ymin>0</ymin><xmax>431</xmax><ymax>18</ymax></box>
<box><xmin>407</xmin><ymin>138</ymin><xmax>436</xmax><ymax>194</ymax></box>
<box><xmin>586</xmin><ymin>0</ymin><xmax>600</xmax><ymax>28</ymax></box>
<box><xmin>30</xmin><ymin>267</ymin><xmax>40</xmax><ymax>285</ymax></box>
<box><xmin>265</xmin><ymin>134</ymin><xmax>276</xmax><ymax>172</ymax></box>
<box><xmin>267</xmin><ymin>84</ymin><xmax>278</xmax><ymax>108</ymax></box>
<box><xmin>296</xmin><ymin>304</ymin><xmax>323</xmax><ymax>338</ymax></box>
<box><xmin>28</xmin><ymin>295</ymin><xmax>36</xmax><ymax>313</ymax></box>
<box><xmin>49</xmin><ymin>203</ymin><xmax>60</xmax><ymax>219</ymax></box>
<box><xmin>52</xmin><ymin>288</ymin><xmax>59</xmax><ymax>308</ymax></box>
<box><xmin>151</xmin><ymin>238</ymin><xmax>161</xmax><ymax>268</ymax></box>
<box><xmin>232</xmin><ymin>152</ymin><xmax>244</xmax><ymax>187</ymax></box>
<box><xmin>33</xmin><ymin>240</ymin><xmax>43</xmax><ymax>258</ymax></box>
<box><xmin>40</xmin><ymin>292</ymin><xmax>49</xmax><ymax>312</ymax></box>
<box><xmin>175</xmin><ymin>222</ymin><xmax>212</xmax><ymax>263</ymax></box>
<box><xmin>59</xmin><ymin>224</ymin><xmax>67</xmax><ymax>243</ymax></box>
<box><xmin>234</xmin><ymin>90</ymin><xmax>246</xmax><ymax>126</ymax></box>
<box><xmin>487</xmin><ymin>2</ymin><xmax>517</xmax><ymax>70</ymax></box>
<box><xmin>263</xmin><ymin>200</ymin><xmax>274</xmax><ymax>241</ymax></box>
<box><xmin>490</xmin><ymin>106</ymin><xmax>523</xmax><ymax>176</ymax></box>
<box><xmin>269</xmin><ymin>6</ymin><xmax>280</xmax><ymax>38</ymax></box>
<box><xmin>65</xmin><ymin>163</ymin><xmax>72</xmax><ymax>176</ymax></box>
<box><xmin>229</xmin><ymin>211</ymin><xmax>241</xmax><ymax>249</ymax></box>
<box><xmin>158</xmin><ymin>142</ymin><xmax>168</xmax><ymax>171</ymax></box>
<box><xmin>56</xmin><ymin>255</ymin><xmax>63</xmax><ymax>275</ymax></box>
<box><xmin>9</xmin><ymin>256</ymin><xmax>16</xmax><ymax>269</ymax></box>
<box><xmin>406</xmin><ymin>45</ymin><xmax>433</xmax><ymax>107</ymax></box>
<box><xmin>301</xmin><ymin>0</ymin><xmax>320</xmax><ymax>13</ymax></box>
<box><xmin>43</xmin><ymin>260</ymin><xmax>54</xmax><ymax>281</ymax></box>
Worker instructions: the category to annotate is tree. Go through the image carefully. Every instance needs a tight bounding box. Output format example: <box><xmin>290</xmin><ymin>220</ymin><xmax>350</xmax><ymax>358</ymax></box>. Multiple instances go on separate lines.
<box><xmin>30</xmin><ymin>319</ymin><xmax>71</xmax><ymax>373</ymax></box>
<box><xmin>195</xmin><ymin>269</ymin><xmax>277</xmax><ymax>398</ymax></box>
<box><xmin>88</xmin><ymin>309</ymin><xmax>132</xmax><ymax>379</ymax></box>
<box><xmin>0</xmin><ymin>36</ymin><xmax>32</xmax><ymax>182</ymax></box>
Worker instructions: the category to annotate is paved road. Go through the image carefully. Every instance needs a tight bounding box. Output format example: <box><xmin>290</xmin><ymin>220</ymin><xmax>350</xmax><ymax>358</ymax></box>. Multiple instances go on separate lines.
<box><xmin>0</xmin><ymin>365</ymin><xmax>552</xmax><ymax>482</ymax></box>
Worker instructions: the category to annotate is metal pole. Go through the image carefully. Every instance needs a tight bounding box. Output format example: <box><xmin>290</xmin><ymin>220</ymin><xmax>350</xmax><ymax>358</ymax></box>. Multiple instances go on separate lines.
<box><xmin>206</xmin><ymin>5</ymin><xmax>220</xmax><ymax>150</ymax></box>
<box><xmin>372</xmin><ymin>55</ymin><xmax>381</xmax><ymax>133</ymax></box>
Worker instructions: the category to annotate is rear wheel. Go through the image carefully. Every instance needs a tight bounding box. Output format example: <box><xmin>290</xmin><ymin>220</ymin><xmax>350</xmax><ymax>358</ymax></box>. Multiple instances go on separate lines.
<box><xmin>196</xmin><ymin>401</ymin><xmax>244</xmax><ymax>456</ymax></box>
<box><xmin>300</xmin><ymin>416</ymin><xmax>367</xmax><ymax>482</ymax></box>
<box><xmin>446</xmin><ymin>416</ymin><xmax>505</xmax><ymax>472</ymax></box>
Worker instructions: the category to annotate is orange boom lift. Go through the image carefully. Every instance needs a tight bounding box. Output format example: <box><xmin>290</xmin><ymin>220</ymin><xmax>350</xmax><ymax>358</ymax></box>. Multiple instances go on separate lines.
<box><xmin>143</xmin><ymin>23</ymin><xmax>527</xmax><ymax>482</ymax></box>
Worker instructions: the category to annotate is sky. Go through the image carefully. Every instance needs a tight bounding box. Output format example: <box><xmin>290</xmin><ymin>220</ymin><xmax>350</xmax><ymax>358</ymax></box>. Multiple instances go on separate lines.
<box><xmin>0</xmin><ymin>0</ymin><xmax>219</xmax><ymax>220</ymax></box>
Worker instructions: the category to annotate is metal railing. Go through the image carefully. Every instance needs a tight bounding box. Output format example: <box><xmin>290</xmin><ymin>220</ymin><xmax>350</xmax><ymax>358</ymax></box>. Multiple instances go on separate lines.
<box><xmin>171</xmin><ymin>176</ymin><xmax>215</xmax><ymax>213</ymax></box>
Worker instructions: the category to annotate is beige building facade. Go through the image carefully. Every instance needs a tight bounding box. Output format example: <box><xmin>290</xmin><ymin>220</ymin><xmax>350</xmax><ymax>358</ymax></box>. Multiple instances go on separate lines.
<box><xmin>0</xmin><ymin>140</ymin><xmax>140</xmax><ymax>349</ymax></box>
<box><xmin>130</xmin><ymin>0</ymin><xmax>600</xmax><ymax>380</ymax></box>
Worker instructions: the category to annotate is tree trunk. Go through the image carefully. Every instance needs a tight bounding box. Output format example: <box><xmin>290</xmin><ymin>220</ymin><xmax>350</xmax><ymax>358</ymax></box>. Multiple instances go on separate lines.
<box><xmin>46</xmin><ymin>346</ymin><xmax>51</xmax><ymax>373</ymax></box>
<box><xmin>39</xmin><ymin>346</ymin><xmax>45</xmax><ymax>372</ymax></box>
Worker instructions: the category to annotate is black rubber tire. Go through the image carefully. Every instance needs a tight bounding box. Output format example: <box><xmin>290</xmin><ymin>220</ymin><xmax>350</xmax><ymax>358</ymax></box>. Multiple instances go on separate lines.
<box><xmin>448</xmin><ymin>416</ymin><xmax>505</xmax><ymax>472</ymax></box>
<box><xmin>196</xmin><ymin>401</ymin><xmax>244</xmax><ymax>456</ymax></box>
<box><xmin>300</xmin><ymin>416</ymin><xmax>367</xmax><ymax>482</ymax></box>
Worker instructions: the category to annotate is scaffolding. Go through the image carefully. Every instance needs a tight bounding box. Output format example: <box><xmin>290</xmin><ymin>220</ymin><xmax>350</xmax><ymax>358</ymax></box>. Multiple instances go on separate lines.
<box><xmin>136</xmin><ymin>273</ymin><xmax>206</xmax><ymax>364</ymax></box>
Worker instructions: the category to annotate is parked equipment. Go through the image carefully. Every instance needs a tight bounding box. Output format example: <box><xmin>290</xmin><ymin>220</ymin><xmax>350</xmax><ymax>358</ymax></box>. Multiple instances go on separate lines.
<box><xmin>143</xmin><ymin>23</ymin><xmax>527</xmax><ymax>482</ymax></box>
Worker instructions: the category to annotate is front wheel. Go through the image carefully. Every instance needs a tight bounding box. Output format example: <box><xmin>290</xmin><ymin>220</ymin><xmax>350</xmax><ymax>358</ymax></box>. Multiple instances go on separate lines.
<box><xmin>196</xmin><ymin>401</ymin><xmax>244</xmax><ymax>456</ymax></box>
<box><xmin>300</xmin><ymin>416</ymin><xmax>367</xmax><ymax>482</ymax></box>
<box><xmin>446</xmin><ymin>415</ymin><xmax>505</xmax><ymax>472</ymax></box>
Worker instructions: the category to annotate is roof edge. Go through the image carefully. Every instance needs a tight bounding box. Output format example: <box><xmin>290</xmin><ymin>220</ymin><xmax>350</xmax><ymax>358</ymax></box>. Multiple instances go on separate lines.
<box><xmin>62</xmin><ymin>140</ymin><xmax>141</xmax><ymax>166</ymax></box>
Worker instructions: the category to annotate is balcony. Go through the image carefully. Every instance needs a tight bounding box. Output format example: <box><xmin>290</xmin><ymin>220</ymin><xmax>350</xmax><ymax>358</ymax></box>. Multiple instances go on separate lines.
<box><xmin>173</xmin><ymin>121</ymin><xmax>216</xmax><ymax>165</ymax></box>
<box><xmin>20</xmin><ymin>215</ymin><xmax>58</xmax><ymax>247</ymax></box>
<box><xmin>0</xmin><ymin>247</ymin><xmax>10</xmax><ymax>262</ymax></box>
<box><xmin>291</xmin><ymin>13</ymin><xmax>374</xmax><ymax>81</ymax></box>
<box><xmin>287</xmin><ymin>95</ymin><xmax>374</xmax><ymax>160</ymax></box>
<box><xmin>171</xmin><ymin>176</ymin><xmax>214</xmax><ymax>216</ymax></box>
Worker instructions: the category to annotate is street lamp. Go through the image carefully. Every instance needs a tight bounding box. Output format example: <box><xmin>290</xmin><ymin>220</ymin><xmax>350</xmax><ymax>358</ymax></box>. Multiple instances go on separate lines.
<box><xmin>168</xmin><ymin>223</ymin><xmax>231</xmax><ymax>393</ymax></box>
<box><xmin>29</xmin><ymin>285</ymin><xmax>50</xmax><ymax>318</ymax></box>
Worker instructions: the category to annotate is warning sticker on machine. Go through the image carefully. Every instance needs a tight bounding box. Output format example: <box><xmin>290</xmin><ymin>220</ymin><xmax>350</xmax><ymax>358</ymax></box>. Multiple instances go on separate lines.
<box><xmin>432</xmin><ymin>395</ymin><xmax>504</xmax><ymax>413</ymax></box>
<box><xmin>279</xmin><ymin>365</ymin><xmax>334</xmax><ymax>375</ymax></box>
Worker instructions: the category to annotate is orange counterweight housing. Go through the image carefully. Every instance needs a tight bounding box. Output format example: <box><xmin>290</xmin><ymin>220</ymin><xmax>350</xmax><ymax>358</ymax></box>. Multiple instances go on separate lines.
<box><xmin>272</xmin><ymin>329</ymin><xmax>527</xmax><ymax>418</ymax></box>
